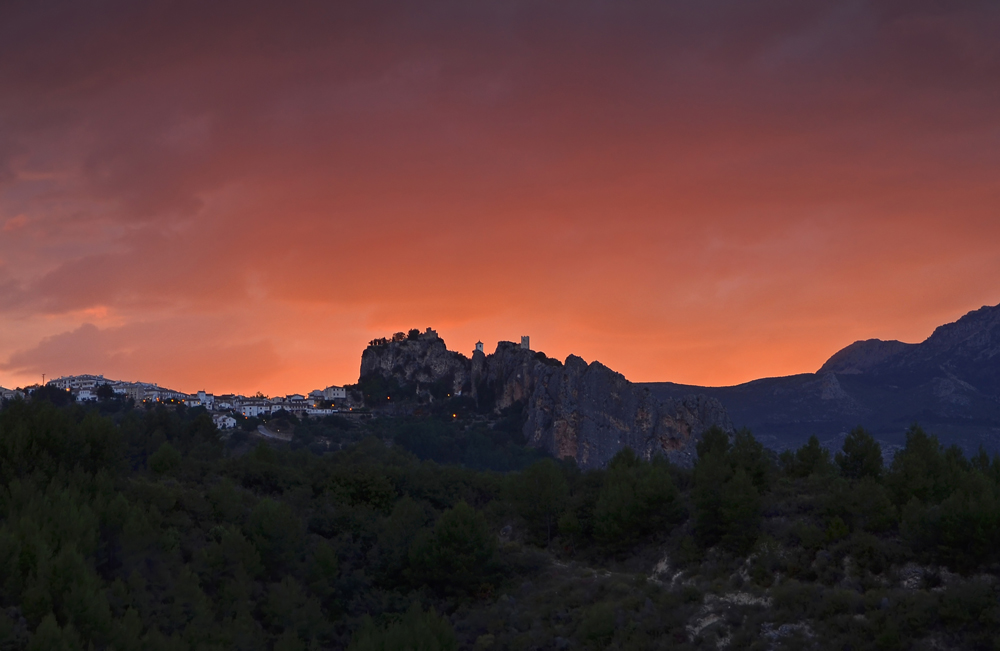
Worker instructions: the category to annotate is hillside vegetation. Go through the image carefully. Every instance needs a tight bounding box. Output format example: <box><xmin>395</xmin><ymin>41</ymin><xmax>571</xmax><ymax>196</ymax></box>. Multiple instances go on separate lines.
<box><xmin>1</xmin><ymin>396</ymin><xmax>1000</xmax><ymax>650</ymax></box>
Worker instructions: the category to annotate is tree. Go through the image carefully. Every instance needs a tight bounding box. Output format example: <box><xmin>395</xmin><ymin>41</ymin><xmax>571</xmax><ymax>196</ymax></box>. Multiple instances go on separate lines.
<box><xmin>377</xmin><ymin>497</ymin><xmax>429</xmax><ymax>581</ymax></box>
<box><xmin>96</xmin><ymin>384</ymin><xmax>116</xmax><ymax>401</ymax></box>
<box><xmin>247</xmin><ymin>498</ymin><xmax>304</xmax><ymax>577</ymax></box>
<box><xmin>784</xmin><ymin>436</ymin><xmax>835</xmax><ymax>478</ymax></box>
<box><xmin>886</xmin><ymin>425</ymin><xmax>959</xmax><ymax>505</ymax></box>
<box><xmin>148</xmin><ymin>442</ymin><xmax>181</xmax><ymax>475</ymax></box>
<box><xmin>694</xmin><ymin>451</ymin><xmax>732</xmax><ymax>547</ymax></box>
<box><xmin>840</xmin><ymin>477</ymin><xmax>897</xmax><ymax>533</ymax></box>
<box><xmin>593</xmin><ymin>449</ymin><xmax>682</xmax><ymax>551</ymax></box>
<box><xmin>718</xmin><ymin>468</ymin><xmax>761</xmax><ymax>553</ymax></box>
<box><xmin>409</xmin><ymin>501</ymin><xmax>497</xmax><ymax>594</ymax></box>
<box><xmin>697</xmin><ymin>426</ymin><xmax>730</xmax><ymax>460</ymax></box>
<box><xmin>30</xmin><ymin>384</ymin><xmax>74</xmax><ymax>407</ymax></box>
<box><xmin>694</xmin><ymin>439</ymin><xmax>761</xmax><ymax>553</ymax></box>
<box><xmin>836</xmin><ymin>427</ymin><xmax>883</xmax><ymax>480</ymax></box>
<box><xmin>729</xmin><ymin>428</ymin><xmax>771</xmax><ymax>491</ymax></box>
<box><xmin>508</xmin><ymin>459</ymin><xmax>568</xmax><ymax>545</ymax></box>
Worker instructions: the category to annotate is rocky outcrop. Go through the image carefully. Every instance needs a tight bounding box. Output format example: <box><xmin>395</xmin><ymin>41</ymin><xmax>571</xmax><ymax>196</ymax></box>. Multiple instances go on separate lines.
<box><xmin>360</xmin><ymin>328</ymin><xmax>470</xmax><ymax>396</ymax></box>
<box><xmin>357</xmin><ymin>333</ymin><xmax>732</xmax><ymax>468</ymax></box>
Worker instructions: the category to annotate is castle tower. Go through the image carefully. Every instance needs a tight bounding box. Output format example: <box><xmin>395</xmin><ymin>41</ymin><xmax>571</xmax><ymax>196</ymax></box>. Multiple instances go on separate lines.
<box><xmin>520</xmin><ymin>335</ymin><xmax>530</xmax><ymax>350</ymax></box>
<box><xmin>470</xmin><ymin>341</ymin><xmax>486</xmax><ymax>405</ymax></box>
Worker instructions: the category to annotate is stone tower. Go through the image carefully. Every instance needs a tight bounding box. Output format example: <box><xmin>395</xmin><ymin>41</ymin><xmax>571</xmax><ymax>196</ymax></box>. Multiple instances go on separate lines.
<box><xmin>520</xmin><ymin>336</ymin><xmax>530</xmax><ymax>350</ymax></box>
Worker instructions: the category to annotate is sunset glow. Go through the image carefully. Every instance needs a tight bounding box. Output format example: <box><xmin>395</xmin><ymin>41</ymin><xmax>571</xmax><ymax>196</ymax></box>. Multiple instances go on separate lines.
<box><xmin>2</xmin><ymin>1</ymin><xmax>999</xmax><ymax>394</ymax></box>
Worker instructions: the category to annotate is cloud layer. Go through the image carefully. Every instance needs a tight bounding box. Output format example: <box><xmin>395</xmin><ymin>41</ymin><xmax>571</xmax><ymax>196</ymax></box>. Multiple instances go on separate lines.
<box><xmin>2</xmin><ymin>1</ymin><xmax>999</xmax><ymax>393</ymax></box>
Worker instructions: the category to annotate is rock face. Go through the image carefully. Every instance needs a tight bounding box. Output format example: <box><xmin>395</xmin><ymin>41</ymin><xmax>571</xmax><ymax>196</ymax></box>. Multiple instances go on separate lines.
<box><xmin>644</xmin><ymin>303</ymin><xmax>1000</xmax><ymax>455</ymax></box>
<box><xmin>358</xmin><ymin>333</ymin><xmax>732</xmax><ymax>468</ymax></box>
<box><xmin>360</xmin><ymin>328</ymin><xmax>471</xmax><ymax>396</ymax></box>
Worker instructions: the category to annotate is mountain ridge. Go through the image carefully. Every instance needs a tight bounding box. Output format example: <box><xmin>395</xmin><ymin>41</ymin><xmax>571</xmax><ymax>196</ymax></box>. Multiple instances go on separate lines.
<box><xmin>643</xmin><ymin>303</ymin><xmax>1000</xmax><ymax>453</ymax></box>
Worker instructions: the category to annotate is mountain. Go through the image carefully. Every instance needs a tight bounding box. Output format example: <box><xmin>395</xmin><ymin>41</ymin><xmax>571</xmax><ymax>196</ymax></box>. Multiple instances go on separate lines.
<box><xmin>358</xmin><ymin>330</ymin><xmax>732</xmax><ymax>468</ymax></box>
<box><xmin>643</xmin><ymin>303</ymin><xmax>1000</xmax><ymax>454</ymax></box>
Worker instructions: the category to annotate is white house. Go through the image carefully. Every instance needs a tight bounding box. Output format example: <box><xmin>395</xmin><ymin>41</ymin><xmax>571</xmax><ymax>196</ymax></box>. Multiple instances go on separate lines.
<box><xmin>239</xmin><ymin>400</ymin><xmax>270</xmax><ymax>418</ymax></box>
<box><xmin>236</xmin><ymin>398</ymin><xmax>273</xmax><ymax>418</ymax></box>
<box><xmin>213</xmin><ymin>414</ymin><xmax>237</xmax><ymax>430</ymax></box>
<box><xmin>322</xmin><ymin>385</ymin><xmax>347</xmax><ymax>401</ymax></box>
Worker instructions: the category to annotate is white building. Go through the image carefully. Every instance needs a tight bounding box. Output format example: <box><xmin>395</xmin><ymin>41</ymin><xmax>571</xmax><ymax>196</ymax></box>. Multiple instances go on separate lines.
<box><xmin>238</xmin><ymin>400</ymin><xmax>270</xmax><ymax>418</ymax></box>
<box><xmin>143</xmin><ymin>387</ymin><xmax>185</xmax><ymax>402</ymax></box>
<box><xmin>213</xmin><ymin>414</ymin><xmax>237</xmax><ymax>430</ymax></box>
<box><xmin>50</xmin><ymin>374</ymin><xmax>105</xmax><ymax>391</ymax></box>
<box><xmin>47</xmin><ymin>375</ymin><xmax>180</xmax><ymax>403</ymax></box>
<box><xmin>322</xmin><ymin>385</ymin><xmax>347</xmax><ymax>401</ymax></box>
<box><xmin>271</xmin><ymin>395</ymin><xmax>310</xmax><ymax>414</ymax></box>
<box><xmin>0</xmin><ymin>387</ymin><xmax>23</xmax><ymax>401</ymax></box>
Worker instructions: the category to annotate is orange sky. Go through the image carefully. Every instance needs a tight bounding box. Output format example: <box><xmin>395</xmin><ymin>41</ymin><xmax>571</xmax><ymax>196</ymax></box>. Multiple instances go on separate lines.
<box><xmin>1</xmin><ymin>1</ymin><xmax>999</xmax><ymax>395</ymax></box>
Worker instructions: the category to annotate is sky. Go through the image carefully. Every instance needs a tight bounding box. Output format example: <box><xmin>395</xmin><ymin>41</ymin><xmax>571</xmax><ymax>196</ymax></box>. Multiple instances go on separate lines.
<box><xmin>1</xmin><ymin>0</ymin><xmax>999</xmax><ymax>395</ymax></box>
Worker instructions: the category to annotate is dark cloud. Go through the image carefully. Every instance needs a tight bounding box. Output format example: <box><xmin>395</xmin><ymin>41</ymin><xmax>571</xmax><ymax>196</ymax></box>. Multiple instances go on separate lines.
<box><xmin>1</xmin><ymin>1</ymin><xmax>999</xmax><ymax>390</ymax></box>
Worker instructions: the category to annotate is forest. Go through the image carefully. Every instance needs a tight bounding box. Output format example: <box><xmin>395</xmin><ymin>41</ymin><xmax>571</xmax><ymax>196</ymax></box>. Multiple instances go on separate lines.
<box><xmin>2</xmin><ymin>393</ymin><xmax>1000</xmax><ymax>650</ymax></box>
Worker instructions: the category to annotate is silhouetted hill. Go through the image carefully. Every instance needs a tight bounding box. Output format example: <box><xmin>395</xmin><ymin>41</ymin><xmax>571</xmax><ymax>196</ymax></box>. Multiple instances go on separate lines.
<box><xmin>643</xmin><ymin>303</ymin><xmax>1000</xmax><ymax>454</ymax></box>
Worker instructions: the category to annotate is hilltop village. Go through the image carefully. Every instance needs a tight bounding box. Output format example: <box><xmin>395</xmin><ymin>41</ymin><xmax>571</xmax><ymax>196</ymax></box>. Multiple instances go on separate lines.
<box><xmin>0</xmin><ymin>373</ymin><xmax>353</xmax><ymax>432</ymax></box>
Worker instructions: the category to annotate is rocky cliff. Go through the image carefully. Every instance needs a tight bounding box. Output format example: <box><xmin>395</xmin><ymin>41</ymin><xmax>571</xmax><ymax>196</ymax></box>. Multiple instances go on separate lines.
<box><xmin>360</xmin><ymin>328</ymin><xmax>471</xmax><ymax>398</ymax></box>
<box><xmin>358</xmin><ymin>331</ymin><xmax>732</xmax><ymax>468</ymax></box>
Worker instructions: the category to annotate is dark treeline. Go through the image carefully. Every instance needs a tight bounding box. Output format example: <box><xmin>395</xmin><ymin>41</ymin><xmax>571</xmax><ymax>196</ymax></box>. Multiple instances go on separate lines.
<box><xmin>2</xmin><ymin>396</ymin><xmax>1000</xmax><ymax>650</ymax></box>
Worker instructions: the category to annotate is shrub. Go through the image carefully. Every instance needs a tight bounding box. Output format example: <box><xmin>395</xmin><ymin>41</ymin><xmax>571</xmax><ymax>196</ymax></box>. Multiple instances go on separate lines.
<box><xmin>349</xmin><ymin>602</ymin><xmax>457</xmax><ymax>651</ymax></box>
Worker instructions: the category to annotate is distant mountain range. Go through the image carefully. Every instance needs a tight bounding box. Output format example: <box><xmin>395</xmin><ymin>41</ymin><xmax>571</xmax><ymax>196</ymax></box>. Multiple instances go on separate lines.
<box><xmin>643</xmin><ymin>303</ymin><xmax>1000</xmax><ymax>455</ymax></box>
